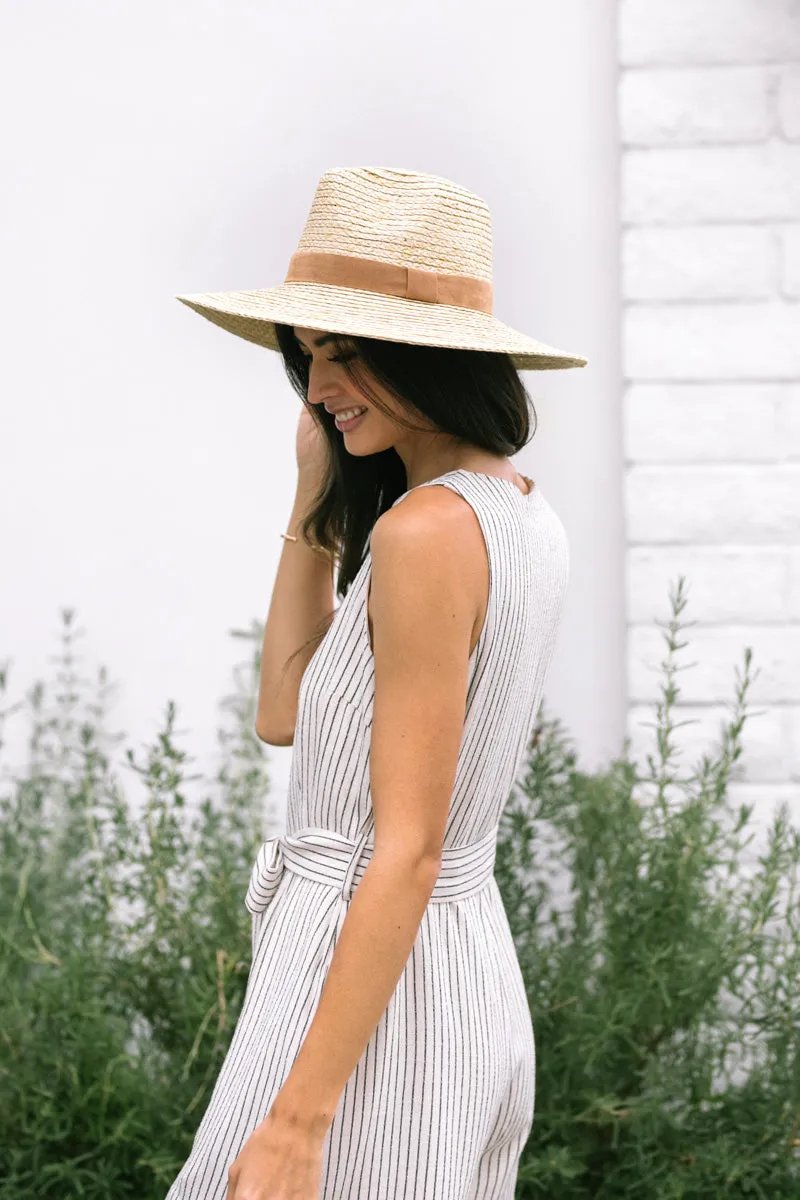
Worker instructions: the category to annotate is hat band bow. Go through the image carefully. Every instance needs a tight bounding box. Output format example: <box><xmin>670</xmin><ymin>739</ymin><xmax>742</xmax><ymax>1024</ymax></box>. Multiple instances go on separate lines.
<box><xmin>285</xmin><ymin>251</ymin><xmax>494</xmax><ymax>315</ymax></box>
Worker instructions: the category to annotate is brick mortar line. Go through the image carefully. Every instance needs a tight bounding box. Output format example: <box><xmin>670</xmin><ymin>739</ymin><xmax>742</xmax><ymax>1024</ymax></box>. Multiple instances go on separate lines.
<box><xmin>619</xmin><ymin>58</ymin><xmax>800</xmax><ymax>70</ymax></box>
<box><xmin>626</xmin><ymin>458</ymin><xmax>800</xmax><ymax>462</ymax></box>
<box><xmin>624</xmin><ymin>463</ymin><xmax>800</xmax><ymax>469</ymax></box>
<box><xmin>627</xmin><ymin>622</ymin><xmax>800</xmax><ymax>629</ymax></box>
<box><xmin>622</xmin><ymin>376</ymin><xmax>800</xmax><ymax>384</ymax></box>
<box><xmin>627</xmin><ymin>539</ymin><xmax>800</xmax><ymax>544</ymax></box>
<box><xmin>622</xmin><ymin>135</ymin><xmax>800</xmax><ymax>150</ymax></box>
<box><xmin>622</xmin><ymin>221</ymin><xmax>800</xmax><ymax>229</ymax></box>
<box><xmin>621</xmin><ymin>220</ymin><xmax>800</xmax><ymax>229</ymax></box>
<box><xmin>627</xmin><ymin>699</ymin><xmax>800</xmax><ymax>705</ymax></box>
<box><xmin>622</xmin><ymin>138</ymin><xmax>798</xmax><ymax>150</ymax></box>
<box><xmin>622</xmin><ymin>381</ymin><xmax>800</xmax><ymax>387</ymax></box>
<box><xmin>623</xmin><ymin>298</ymin><xmax>800</xmax><ymax>307</ymax></box>
<box><xmin>620</xmin><ymin>63</ymin><xmax>799</xmax><ymax>74</ymax></box>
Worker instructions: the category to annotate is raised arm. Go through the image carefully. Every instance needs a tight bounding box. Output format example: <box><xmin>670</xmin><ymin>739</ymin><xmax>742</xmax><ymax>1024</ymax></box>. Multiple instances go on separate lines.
<box><xmin>255</xmin><ymin>412</ymin><xmax>335</xmax><ymax>745</ymax></box>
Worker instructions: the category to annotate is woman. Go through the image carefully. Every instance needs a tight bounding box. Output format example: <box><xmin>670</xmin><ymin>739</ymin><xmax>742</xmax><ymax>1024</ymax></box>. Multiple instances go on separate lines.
<box><xmin>168</xmin><ymin>166</ymin><xmax>586</xmax><ymax>1200</ymax></box>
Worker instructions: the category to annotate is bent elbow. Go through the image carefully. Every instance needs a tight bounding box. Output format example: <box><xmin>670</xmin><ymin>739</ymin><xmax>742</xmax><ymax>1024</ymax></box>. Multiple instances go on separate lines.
<box><xmin>255</xmin><ymin>721</ymin><xmax>294</xmax><ymax>747</ymax></box>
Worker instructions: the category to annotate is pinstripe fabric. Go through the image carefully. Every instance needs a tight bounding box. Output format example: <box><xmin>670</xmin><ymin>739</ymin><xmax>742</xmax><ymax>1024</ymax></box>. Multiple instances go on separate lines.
<box><xmin>165</xmin><ymin>468</ymin><xmax>570</xmax><ymax>1199</ymax></box>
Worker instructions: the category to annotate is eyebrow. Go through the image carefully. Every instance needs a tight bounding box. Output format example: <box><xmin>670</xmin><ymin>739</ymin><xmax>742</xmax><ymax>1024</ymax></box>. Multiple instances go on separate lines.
<box><xmin>295</xmin><ymin>333</ymin><xmax>338</xmax><ymax>351</ymax></box>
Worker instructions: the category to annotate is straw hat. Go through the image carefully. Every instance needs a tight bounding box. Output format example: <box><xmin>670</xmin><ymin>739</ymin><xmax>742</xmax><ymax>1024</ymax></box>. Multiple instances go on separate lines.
<box><xmin>176</xmin><ymin>166</ymin><xmax>587</xmax><ymax>371</ymax></box>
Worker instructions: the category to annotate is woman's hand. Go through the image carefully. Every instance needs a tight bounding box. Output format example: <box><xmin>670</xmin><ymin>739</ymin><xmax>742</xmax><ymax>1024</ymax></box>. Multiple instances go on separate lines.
<box><xmin>226</xmin><ymin>1110</ymin><xmax>326</xmax><ymax>1200</ymax></box>
<box><xmin>295</xmin><ymin>406</ymin><xmax>329</xmax><ymax>496</ymax></box>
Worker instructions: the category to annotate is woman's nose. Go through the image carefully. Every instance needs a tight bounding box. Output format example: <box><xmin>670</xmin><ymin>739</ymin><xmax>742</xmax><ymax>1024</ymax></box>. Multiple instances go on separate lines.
<box><xmin>307</xmin><ymin>368</ymin><xmax>345</xmax><ymax>408</ymax></box>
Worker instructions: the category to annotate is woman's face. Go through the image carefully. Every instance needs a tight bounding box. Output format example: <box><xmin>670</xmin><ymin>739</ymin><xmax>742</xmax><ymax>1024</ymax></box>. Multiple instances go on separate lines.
<box><xmin>293</xmin><ymin>326</ymin><xmax>428</xmax><ymax>456</ymax></box>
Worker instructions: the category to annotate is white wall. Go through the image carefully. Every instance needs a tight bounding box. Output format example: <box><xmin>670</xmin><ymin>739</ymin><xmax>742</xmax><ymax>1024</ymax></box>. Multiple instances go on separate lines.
<box><xmin>620</xmin><ymin>0</ymin><xmax>800</xmax><ymax>816</ymax></box>
<box><xmin>0</xmin><ymin>0</ymin><xmax>621</xmax><ymax>821</ymax></box>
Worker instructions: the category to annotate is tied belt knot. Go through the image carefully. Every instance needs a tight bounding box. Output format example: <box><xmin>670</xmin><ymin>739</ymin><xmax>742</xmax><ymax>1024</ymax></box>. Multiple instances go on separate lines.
<box><xmin>245</xmin><ymin>819</ymin><xmax>499</xmax><ymax>954</ymax></box>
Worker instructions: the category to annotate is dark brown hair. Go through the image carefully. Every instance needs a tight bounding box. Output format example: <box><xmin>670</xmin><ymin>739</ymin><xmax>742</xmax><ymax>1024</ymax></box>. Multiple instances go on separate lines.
<box><xmin>274</xmin><ymin>322</ymin><xmax>537</xmax><ymax>670</ymax></box>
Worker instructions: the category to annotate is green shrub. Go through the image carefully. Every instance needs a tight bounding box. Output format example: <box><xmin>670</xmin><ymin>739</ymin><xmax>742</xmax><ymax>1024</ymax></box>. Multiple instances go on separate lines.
<box><xmin>496</xmin><ymin>578</ymin><xmax>800</xmax><ymax>1197</ymax></box>
<box><xmin>1</xmin><ymin>580</ymin><xmax>798</xmax><ymax>1198</ymax></box>
<box><xmin>0</xmin><ymin>611</ymin><xmax>272</xmax><ymax>1196</ymax></box>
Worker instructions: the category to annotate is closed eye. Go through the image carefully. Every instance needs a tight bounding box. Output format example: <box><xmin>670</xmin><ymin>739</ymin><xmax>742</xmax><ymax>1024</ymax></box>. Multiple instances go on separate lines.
<box><xmin>300</xmin><ymin>352</ymin><xmax>357</xmax><ymax>365</ymax></box>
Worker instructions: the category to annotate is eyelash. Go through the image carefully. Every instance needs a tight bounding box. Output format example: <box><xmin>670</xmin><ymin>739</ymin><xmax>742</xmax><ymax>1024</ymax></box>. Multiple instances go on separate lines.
<box><xmin>301</xmin><ymin>352</ymin><xmax>356</xmax><ymax>364</ymax></box>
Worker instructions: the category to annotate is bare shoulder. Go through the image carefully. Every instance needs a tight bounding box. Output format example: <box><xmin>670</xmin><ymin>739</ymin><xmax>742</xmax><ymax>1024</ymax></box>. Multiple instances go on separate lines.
<box><xmin>367</xmin><ymin>486</ymin><xmax>485</xmax><ymax>668</ymax></box>
<box><xmin>371</xmin><ymin>484</ymin><xmax>484</xmax><ymax>567</ymax></box>
<box><xmin>368</xmin><ymin>487</ymin><xmax>487</xmax><ymax>654</ymax></box>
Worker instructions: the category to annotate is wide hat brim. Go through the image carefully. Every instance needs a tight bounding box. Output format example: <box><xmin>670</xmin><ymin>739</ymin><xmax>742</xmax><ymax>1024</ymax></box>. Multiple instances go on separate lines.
<box><xmin>175</xmin><ymin>281</ymin><xmax>588</xmax><ymax>371</ymax></box>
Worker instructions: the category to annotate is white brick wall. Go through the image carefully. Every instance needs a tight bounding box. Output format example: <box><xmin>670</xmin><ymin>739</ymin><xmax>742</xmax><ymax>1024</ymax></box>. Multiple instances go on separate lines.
<box><xmin>619</xmin><ymin>0</ymin><xmax>800</xmax><ymax>804</ymax></box>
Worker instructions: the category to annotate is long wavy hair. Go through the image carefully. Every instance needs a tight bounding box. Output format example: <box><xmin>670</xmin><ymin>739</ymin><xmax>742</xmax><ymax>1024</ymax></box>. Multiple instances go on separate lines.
<box><xmin>274</xmin><ymin>322</ymin><xmax>537</xmax><ymax>671</ymax></box>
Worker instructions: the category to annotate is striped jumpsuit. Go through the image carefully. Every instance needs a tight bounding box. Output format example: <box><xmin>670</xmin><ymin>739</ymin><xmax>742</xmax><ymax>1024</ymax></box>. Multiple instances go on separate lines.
<box><xmin>165</xmin><ymin>467</ymin><xmax>570</xmax><ymax>1199</ymax></box>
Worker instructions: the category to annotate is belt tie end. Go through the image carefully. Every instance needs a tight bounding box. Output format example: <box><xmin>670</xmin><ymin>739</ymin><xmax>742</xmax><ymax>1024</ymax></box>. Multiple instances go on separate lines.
<box><xmin>244</xmin><ymin>836</ymin><xmax>284</xmax><ymax>916</ymax></box>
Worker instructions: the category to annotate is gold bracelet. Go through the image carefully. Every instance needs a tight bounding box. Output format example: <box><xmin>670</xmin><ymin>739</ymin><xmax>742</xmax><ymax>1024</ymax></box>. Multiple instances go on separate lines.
<box><xmin>280</xmin><ymin>531</ymin><xmax>334</xmax><ymax>564</ymax></box>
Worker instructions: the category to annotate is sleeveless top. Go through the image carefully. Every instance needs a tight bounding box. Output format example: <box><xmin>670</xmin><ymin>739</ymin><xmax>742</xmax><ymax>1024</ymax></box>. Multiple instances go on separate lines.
<box><xmin>284</xmin><ymin>467</ymin><xmax>570</xmax><ymax>847</ymax></box>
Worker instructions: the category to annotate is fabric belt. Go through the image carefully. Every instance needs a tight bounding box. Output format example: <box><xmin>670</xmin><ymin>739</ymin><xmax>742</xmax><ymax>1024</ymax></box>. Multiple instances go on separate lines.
<box><xmin>245</xmin><ymin>816</ymin><xmax>499</xmax><ymax>958</ymax></box>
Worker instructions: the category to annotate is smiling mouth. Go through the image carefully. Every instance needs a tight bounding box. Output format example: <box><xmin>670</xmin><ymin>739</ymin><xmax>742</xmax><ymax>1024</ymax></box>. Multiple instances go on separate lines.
<box><xmin>334</xmin><ymin>408</ymin><xmax>368</xmax><ymax>430</ymax></box>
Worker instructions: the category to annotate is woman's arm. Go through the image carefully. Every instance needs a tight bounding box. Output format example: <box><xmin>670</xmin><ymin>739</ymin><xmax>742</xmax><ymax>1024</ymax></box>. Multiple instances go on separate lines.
<box><xmin>263</xmin><ymin>485</ymin><xmax>482</xmax><ymax>1133</ymax></box>
<box><xmin>255</xmin><ymin>474</ymin><xmax>335</xmax><ymax>745</ymax></box>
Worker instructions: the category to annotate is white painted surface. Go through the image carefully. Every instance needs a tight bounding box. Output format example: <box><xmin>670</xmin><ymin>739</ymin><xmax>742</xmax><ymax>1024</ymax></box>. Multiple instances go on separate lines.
<box><xmin>1</xmin><ymin>1</ymin><xmax>619</xmax><ymax>822</ymax></box>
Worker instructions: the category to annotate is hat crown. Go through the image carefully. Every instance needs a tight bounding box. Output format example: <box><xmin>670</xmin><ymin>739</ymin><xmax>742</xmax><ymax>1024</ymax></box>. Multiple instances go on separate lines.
<box><xmin>294</xmin><ymin>167</ymin><xmax>494</xmax><ymax>283</ymax></box>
